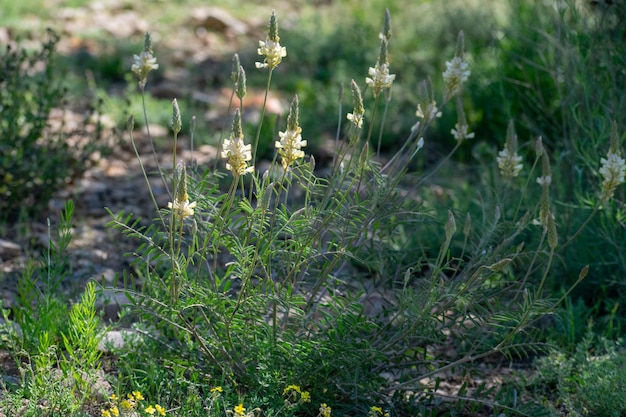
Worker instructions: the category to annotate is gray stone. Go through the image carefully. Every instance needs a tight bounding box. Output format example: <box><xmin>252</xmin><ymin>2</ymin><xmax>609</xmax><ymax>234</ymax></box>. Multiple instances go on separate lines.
<box><xmin>0</xmin><ymin>240</ymin><xmax>21</xmax><ymax>261</ymax></box>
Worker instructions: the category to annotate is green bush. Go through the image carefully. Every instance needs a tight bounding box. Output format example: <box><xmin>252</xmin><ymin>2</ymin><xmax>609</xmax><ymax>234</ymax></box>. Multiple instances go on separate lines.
<box><xmin>534</xmin><ymin>334</ymin><xmax>626</xmax><ymax>416</ymax></box>
<box><xmin>0</xmin><ymin>29</ymin><xmax>105</xmax><ymax>221</ymax></box>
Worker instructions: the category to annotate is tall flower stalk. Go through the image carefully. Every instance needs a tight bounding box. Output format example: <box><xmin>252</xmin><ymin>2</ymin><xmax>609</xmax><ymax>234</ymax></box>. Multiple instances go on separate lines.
<box><xmin>131</xmin><ymin>33</ymin><xmax>169</xmax><ymax>198</ymax></box>
<box><xmin>251</xmin><ymin>11</ymin><xmax>287</xmax><ymax>173</ymax></box>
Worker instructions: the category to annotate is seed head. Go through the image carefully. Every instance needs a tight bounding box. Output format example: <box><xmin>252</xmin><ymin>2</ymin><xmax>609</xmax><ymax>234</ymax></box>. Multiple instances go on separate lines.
<box><xmin>236</xmin><ymin>65</ymin><xmax>247</xmax><ymax>100</ymax></box>
<box><xmin>171</xmin><ymin>98</ymin><xmax>182</xmax><ymax>135</ymax></box>
<box><xmin>231</xmin><ymin>53</ymin><xmax>241</xmax><ymax>84</ymax></box>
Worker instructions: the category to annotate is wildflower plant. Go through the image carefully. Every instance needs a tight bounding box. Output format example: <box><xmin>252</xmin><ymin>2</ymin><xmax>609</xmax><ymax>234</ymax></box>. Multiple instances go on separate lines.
<box><xmin>101</xmin><ymin>9</ymin><xmax>612</xmax><ymax>417</ymax></box>
<box><xmin>101</xmin><ymin>391</ymin><xmax>166</xmax><ymax>417</ymax></box>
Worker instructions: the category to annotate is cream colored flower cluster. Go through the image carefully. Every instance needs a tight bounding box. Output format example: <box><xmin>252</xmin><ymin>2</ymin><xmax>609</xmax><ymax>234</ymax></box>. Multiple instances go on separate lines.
<box><xmin>222</xmin><ymin>136</ymin><xmax>254</xmax><ymax>177</ymax></box>
<box><xmin>255</xmin><ymin>11</ymin><xmax>286</xmax><ymax>70</ymax></box>
<box><xmin>600</xmin><ymin>152</ymin><xmax>626</xmax><ymax>202</ymax></box>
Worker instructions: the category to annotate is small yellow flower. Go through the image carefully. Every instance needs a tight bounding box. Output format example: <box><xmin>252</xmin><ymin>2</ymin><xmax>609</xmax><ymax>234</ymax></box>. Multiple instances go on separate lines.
<box><xmin>132</xmin><ymin>391</ymin><xmax>145</xmax><ymax>401</ymax></box>
<box><xmin>369</xmin><ymin>406</ymin><xmax>389</xmax><ymax>417</ymax></box>
<box><xmin>301</xmin><ymin>391</ymin><xmax>311</xmax><ymax>403</ymax></box>
<box><xmin>284</xmin><ymin>384</ymin><xmax>300</xmax><ymax>394</ymax></box>
<box><xmin>234</xmin><ymin>403</ymin><xmax>246</xmax><ymax>417</ymax></box>
<box><xmin>145</xmin><ymin>405</ymin><xmax>156</xmax><ymax>415</ymax></box>
<box><xmin>120</xmin><ymin>399</ymin><xmax>135</xmax><ymax>410</ymax></box>
<box><xmin>211</xmin><ymin>386</ymin><xmax>224</xmax><ymax>393</ymax></box>
<box><xmin>155</xmin><ymin>404</ymin><xmax>166</xmax><ymax>416</ymax></box>
<box><xmin>110</xmin><ymin>406</ymin><xmax>119</xmax><ymax>417</ymax></box>
<box><xmin>101</xmin><ymin>410</ymin><xmax>111</xmax><ymax>417</ymax></box>
<box><xmin>318</xmin><ymin>403</ymin><xmax>332</xmax><ymax>417</ymax></box>
<box><xmin>110</xmin><ymin>394</ymin><xmax>118</xmax><ymax>402</ymax></box>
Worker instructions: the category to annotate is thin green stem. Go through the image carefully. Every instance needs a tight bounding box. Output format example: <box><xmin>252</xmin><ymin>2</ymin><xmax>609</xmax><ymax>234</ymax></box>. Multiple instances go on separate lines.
<box><xmin>250</xmin><ymin>69</ymin><xmax>274</xmax><ymax>200</ymax></box>
<box><xmin>141</xmin><ymin>89</ymin><xmax>170</xmax><ymax>197</ymax></box>
<box><xmin>376</xmin><ymin>87</ymin><xmax>392</xmax><ymax>157</ymax></box>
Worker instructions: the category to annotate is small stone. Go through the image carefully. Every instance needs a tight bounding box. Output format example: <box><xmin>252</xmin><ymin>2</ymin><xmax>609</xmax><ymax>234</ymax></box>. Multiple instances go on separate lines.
<box><xmin>98</xmin><ymin>329</ymin><xmax>139</xmax><ymax>351</ymax></box>
<box><xmin>0</xmin><ymin>240</ymin><xmax>21</xmax><ymax>261</ymax></box>
<box><xmin>188</xmin><ymin>7</ymin><xmax>248</xmax><ymax>36</ymax></box>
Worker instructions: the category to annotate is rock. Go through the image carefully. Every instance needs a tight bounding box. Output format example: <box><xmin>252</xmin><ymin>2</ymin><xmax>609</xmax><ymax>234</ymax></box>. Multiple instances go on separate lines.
<box><xmin>188</xmin><ymin>7</ymin><xmax>248</xmax><ymax>36</ymax></box>
<box><xmin>98</xmin><ymin>329</ymin><xmax>140</xmax><ymax>351</ymax></box>
<box><xmin>0</xmin><ymin>240</ymin><xmax>21</xmax><ymax>261</ymax></box>
<box><xmin>96</xmin><ymin>289</ymin><xmax>132</xmax><ymax>322</ymax></box>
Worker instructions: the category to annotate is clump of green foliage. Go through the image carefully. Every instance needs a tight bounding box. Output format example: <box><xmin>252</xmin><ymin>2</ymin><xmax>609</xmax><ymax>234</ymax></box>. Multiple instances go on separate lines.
<box><xmin>533</xmin><ymin>333</ymin><xmax>626</xmax><ymax>416</ymax></box>
<box><xmin>1</xmin><ymin>201</ymin><xmax>106</xmax><ymax>415</ymax></box>
<box><xmin>0</xmin><ymin>29</ymin><xmax>106</xmax><ymax>221</ymax></box>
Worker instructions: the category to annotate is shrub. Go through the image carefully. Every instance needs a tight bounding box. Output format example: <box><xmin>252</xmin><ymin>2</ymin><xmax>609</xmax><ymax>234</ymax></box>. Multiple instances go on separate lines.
<box><xmin>0</xmin><ymin>29</ymin><xmax>106</xmax><ymax>222</ymax></box>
